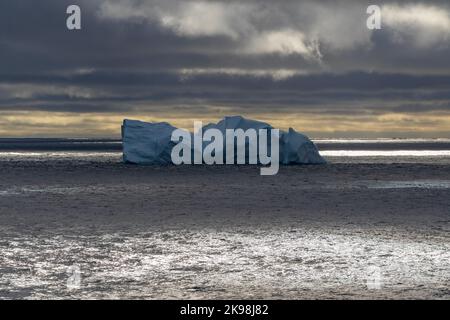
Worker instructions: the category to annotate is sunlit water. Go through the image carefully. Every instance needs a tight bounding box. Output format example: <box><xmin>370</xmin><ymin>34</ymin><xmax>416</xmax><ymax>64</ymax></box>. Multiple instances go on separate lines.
<box><xmin>0</xmin><ymin>139</ymin><xmax>449</xmax><ymax>299</ymax></box>
<box><xmin>1</xmin><ymin>137</ymin><xmax>450</xmax><ymax>166</ymax></box>
<box><xmin>1</xmin><ymin>228</ymin><xmax>448</xmax><ymax>299</ymax></box>
<box><xmin>320</xmin><ymin>150</ymin><xmax>450</xmax><ymax>157</ymax></box>
<box><xmin>0</xmin><ymin>151</ymin><xmax>121</xmax><ymax>162</ymax></box>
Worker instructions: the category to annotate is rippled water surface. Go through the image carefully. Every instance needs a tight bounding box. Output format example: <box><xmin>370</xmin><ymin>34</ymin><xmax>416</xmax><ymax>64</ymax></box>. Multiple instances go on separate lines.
<box><xmin>0</xmin><ymin>139</ymin><xmax>449</xmax><ymax>299</ymax></box>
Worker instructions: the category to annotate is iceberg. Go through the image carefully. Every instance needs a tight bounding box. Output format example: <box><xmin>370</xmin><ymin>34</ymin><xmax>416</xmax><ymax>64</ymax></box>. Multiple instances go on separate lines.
<box><xmin>122</xmin><ymin>116</ymin><xmax>326</xmax><ymax>165</ymax></box>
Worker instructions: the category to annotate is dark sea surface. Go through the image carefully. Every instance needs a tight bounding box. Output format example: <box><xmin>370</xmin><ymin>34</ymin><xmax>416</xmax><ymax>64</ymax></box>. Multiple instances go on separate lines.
<box><xmin>0</xmin><ymin>138</ymin><xmax>122</xmax><ymax>152</ymax></box>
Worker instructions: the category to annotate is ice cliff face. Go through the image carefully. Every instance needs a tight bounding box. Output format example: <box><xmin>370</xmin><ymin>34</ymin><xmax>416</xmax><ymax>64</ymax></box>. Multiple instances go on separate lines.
<box><xmin>279</xmin><ymin>128</ymin><xmax>325</xmax><ymax>164</ymax></box>
<box><xmin>122</xmin><ymin>116</ymin><xmax>326</xmax><ymax>165</ymax></box>
<box><xmin>122</xmin><ymin>119</ymin><xmax>178</xmax><ymax>165</ymax></box>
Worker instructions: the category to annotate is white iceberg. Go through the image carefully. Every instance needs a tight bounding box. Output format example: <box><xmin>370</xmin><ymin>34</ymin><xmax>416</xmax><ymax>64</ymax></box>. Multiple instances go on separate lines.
<box><xmin>122</xmin><ymin>116</ymin><xmax>326</xmax><ymax>165</ymax></box>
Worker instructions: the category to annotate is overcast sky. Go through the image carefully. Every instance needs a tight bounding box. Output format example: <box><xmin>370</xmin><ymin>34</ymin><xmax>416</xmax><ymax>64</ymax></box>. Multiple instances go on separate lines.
<box><xmin>1</xmin><ymin>0</ymin><xmax>450</xmax><ymax>137</ymax></box>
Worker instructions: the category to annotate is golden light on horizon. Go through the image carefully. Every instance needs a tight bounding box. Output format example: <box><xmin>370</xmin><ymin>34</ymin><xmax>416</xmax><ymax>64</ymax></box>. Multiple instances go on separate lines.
<box><xmin>1</xmin><ymin>110</ymin><xmax>449</xmax><ymax>138</ymax></box>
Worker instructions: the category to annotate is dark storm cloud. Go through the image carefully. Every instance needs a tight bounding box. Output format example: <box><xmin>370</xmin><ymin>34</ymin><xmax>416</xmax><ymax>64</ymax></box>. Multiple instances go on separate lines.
<box><xmin>2</xmin><ymin>71</ymin><xmax>450</xmax><ymax>115</ymax></box>
<box><xmin>2</xmin><ymin>0</ymin><xmax>450</xmax><ymax>74</ymax></box>
<box><xmin>4</xmin><ymin>71</ymin><xmax>450</xmax><ymax>90</ymax></box>
<box><xmin>1</xmin><ymin>0</ymin><xmax>450</xmax><ymax>125</ymax></box>
<box><xmin>391</xmin><ymin>102</ymin><xmax>450</xmax><ymax>113</ymax></box>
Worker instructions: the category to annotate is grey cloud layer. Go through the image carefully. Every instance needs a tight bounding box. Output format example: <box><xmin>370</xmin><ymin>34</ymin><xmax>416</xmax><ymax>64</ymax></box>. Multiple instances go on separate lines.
<box><xmin>1</xmin><ymin>0</ymin><xmax>450</xmax><ymax>119</ymax></box>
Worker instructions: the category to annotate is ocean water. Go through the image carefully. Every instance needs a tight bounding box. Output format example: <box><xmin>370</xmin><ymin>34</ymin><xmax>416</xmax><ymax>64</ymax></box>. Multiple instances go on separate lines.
<box><xmin>314</xmin><ymin>138</ymin><xmax>450</xmax><ymax>164</ymax></box>
<box><xmin>0</xmin><ymin>138</ymin><xmax>450</xmax><ymax>164</ymax></box>
<box><xmin>1</xmin><ymin>138</ymin><xmax>449</xmax><ymax>299</ymax></box>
